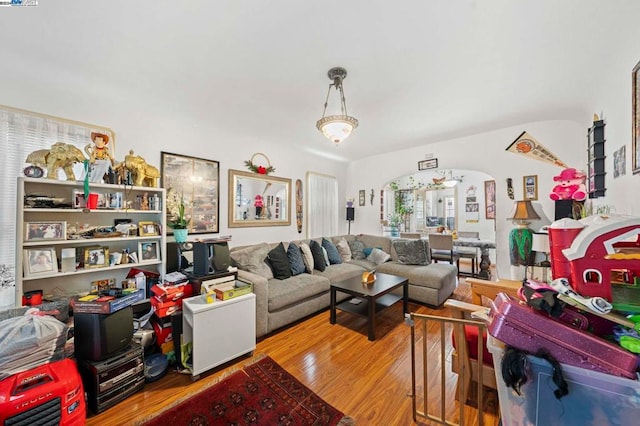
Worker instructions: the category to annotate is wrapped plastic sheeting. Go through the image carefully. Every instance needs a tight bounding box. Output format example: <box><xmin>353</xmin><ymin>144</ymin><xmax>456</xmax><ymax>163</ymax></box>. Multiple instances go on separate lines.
<box><xmin>0</xmin><ymin>308</ymin><xmax>68</xmax><ymax>380</ymax></box>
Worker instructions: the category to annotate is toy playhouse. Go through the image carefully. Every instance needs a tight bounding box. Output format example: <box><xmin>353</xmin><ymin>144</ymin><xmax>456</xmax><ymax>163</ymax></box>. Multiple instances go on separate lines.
<box><xmin>549</xmin><ymin>215</ymin><xmax>640</xmax><ymax>312</ymax></box>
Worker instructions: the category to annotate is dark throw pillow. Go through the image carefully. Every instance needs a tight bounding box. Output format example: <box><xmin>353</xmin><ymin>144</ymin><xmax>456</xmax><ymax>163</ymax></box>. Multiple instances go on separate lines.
<box><xmin>322</xmin><ymin>238</ymin><xmax>342</xmax><ymax>264</ymax></box>
<box><xmin>287</xmin><ymin>243</ymin><xmax>306</xmax><ymax>276</ymax></box>
<box><xmin>309</xmin><ymin>240</ymin><xmax>327</xmax><ymax>272</ymax></box>
<box><xmin>267</xmin><ymin>242</ymin><xmax>292</xmax><ymax>280</ymax></box>
<box><xmin>392</xmin><ymin>239</ymin><xmax>430</xmax><ymax>265</ymax></box>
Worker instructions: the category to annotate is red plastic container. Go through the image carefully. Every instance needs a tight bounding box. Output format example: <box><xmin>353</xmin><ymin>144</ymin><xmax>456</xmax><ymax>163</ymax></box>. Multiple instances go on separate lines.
<box><xmin>548</xmin><ymin>218</ymin><xmax>584</xmax><ymax>280</ymax></box>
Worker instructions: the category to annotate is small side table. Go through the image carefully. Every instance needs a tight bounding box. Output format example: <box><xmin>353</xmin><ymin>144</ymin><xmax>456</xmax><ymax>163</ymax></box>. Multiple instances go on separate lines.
<box><xmin>466</xmin><ymin>278</ymin><xmax>521</xmax><ymax>306</ymax></box>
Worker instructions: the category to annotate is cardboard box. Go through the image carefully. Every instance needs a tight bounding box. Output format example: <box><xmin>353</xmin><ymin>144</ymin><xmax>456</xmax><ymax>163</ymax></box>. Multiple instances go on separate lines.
<box><xmin>71</xmin><ymin>289</ymin><xmax>144</xmax><ymax>314</ymax></box>
<box><xmin>151</xmin><ymin>318</ymin><xmax>173</xmax><ymax>346</ymax></box>
<box><xmin>150</xmin><ymin>295</ymin><xmax>183</xmax><ymax>317</ymax></box>
<box><xmin>213</xmin><ymin>280</ymin><xmax>253</xmax><ymax>301</ymax></box>
<box><xmin>151</xmin><ymin>282</ymin><xmax>193</xmax><ymax>302</ymax></box>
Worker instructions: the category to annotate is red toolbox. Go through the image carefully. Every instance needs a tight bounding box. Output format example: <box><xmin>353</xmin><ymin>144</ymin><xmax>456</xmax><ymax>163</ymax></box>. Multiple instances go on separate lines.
<box><xmin>0</xmin><ymin>359</ymin><xmax>85</xmax><ymax>425</ymax></box>
<box><xmin>488</xmin><ymin>292</ymin><xmax>638</xmax><ymax>379</ymax></box>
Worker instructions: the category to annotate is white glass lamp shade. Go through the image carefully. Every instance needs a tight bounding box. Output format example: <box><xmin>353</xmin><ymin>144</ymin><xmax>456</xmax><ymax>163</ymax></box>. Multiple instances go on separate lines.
<box><xmin>442</xmin><ymin>180</ymin><xmax>458</xmax><ymax>188</ymax></box>
<box><xmin>316</xmin><ymin>115</ymin><xmax>359</xmax><ymax>144</ymax></box>
<box><xmin>531</xmin><ymin>232</ymin><xmax>550</xmax><ymax>253</ymax></box>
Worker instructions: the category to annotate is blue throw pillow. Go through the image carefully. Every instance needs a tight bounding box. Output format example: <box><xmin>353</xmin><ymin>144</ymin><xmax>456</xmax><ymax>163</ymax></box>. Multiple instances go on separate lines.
<box><xmin>267</xmin><ymin>242</ymin><xmax>292</xmax><ymax>280</ymax></box>
<box><xmin>322</xmin><ymin>238</ymin><xmax>342</xmax><ymax>264</ymax></box>
<box><xmin>309</xmin><ymin>240</ymin><xmax>326</xmax><ymax>272</ymax></box>
<box><xmin>287</xmin><ymin>243</ymin><xmax>306</xmax><ymax>276</ymax></box>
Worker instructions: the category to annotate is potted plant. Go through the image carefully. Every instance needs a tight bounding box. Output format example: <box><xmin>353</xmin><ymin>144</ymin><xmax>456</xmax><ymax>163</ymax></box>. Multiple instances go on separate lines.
<box><xmin>169</xmin><ymin>193</ymin><xmax>189</xmax><ymax>243</ymax></box>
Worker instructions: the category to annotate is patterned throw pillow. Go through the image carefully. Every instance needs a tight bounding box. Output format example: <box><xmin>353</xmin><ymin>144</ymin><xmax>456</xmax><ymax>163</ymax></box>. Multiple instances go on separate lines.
<box><xmin>267</xmin><ymin>242</ymin><xmax>292</xmax><ymax>280</ymax></box>
<box><xmin>287</xmin><ymin>243</ymin><xmax>306</xmax><ymax>276</ymax></box>
<box><xmin>348</xmin><ymin>239</ymin><xmax>367</xmax><ymax>260</ymax></box>
<box><xmin>335</xmin><ymin>238</ymin><xmax>352</xmax><ymax>262</ymax></box>
<box><xmin>322</xmin><ymin>238</ymin><xmax>342</xmax><ymax>264</ymax></box>
<box><xmin>366</xmin><ymin>248</ymin><xmax>391</xmax><ymax>265</ymax></box>
<box><xmin>309</xmin><ymin>240</ymin><xmax>327</xmax><ymax>272</ymax></box>
<box><xmin>299</xmin><ymin>242</ymin><xmax>314</xmax><ymax>273</ymax></box>
<box><xmin>392</xmin><ymin>239</ymin><xmax>430</xmax><ymax>265</ymax></box>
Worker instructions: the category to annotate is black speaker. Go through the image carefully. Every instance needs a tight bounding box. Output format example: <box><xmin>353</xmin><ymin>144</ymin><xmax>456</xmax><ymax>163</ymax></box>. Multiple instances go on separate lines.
<box><xmin>193</xmin><ymin>241</ymin><xmax>230</xmax><ymax>275</ymax></box>
<box><xmin>170</xmin><ymin>312</ymin><xmax>183</xmax><ymax>368</ymax></box>
<box><xmin>555</xmin><ymin>200</ymin><xmax>578</xmax><ymax>220</ymax></box>
<box><xmin>346</xmin><ymin>207</ymin><xmax>355</xmax><ymax>221</ymax></box>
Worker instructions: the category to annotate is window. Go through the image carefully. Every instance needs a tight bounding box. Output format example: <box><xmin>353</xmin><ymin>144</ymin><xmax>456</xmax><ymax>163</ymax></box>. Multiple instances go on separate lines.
<box><xmin>306</xmin><ymin>172</ymin><xmax>338</xmax><ymax>238</ymax></box>
<box><xmin>0</xmin><ymin>105</ymin><xmax>114</xmax><ymax>307</ymax></box>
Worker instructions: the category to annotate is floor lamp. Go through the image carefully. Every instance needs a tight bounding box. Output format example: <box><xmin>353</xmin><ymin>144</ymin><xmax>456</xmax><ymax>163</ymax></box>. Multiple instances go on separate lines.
<box><xmin>508</xmin><ymin>200</ymin><xmax>540</xmax><ymax>278</ymax></box>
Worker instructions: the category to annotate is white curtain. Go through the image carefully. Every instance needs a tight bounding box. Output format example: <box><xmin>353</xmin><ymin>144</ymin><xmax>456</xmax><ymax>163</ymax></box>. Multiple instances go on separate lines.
<box><xmin>306</xmin><ymin>172</ymin><xmax>338</xmax><ymax>238</ymax></box>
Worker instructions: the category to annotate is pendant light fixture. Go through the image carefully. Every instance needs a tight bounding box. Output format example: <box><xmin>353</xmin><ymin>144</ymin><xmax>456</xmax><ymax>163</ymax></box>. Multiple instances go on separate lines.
<box><xmin>316</xmin><ymin>67</ymin><xmax>358</xmax><ymax>144</ymax></box>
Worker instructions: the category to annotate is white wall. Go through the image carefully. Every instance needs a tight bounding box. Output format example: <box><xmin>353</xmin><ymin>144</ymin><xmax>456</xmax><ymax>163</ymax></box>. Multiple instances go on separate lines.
<box><xmin>346</xmin><ymin>120</ymin><xmax>585</xmax><ymax>279</ymax></box>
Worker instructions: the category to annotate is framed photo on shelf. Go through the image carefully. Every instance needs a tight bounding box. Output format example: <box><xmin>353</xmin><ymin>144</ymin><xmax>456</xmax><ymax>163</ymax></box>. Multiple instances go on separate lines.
<box><xmin>523</xmin><ymin>175</ymin><xmax>538</xmax><ymax>200</ymax></box>
<box><xmin>138</xmin><ymin>221</ymin><xmax>158</xmax><ymax>236</ymax></box>
<box><xmin>72</xmin><ymin>190</ymin><xmax>86</xmax><ymax>209</ymax></box>
<box><xmin>632</xmin><ymin>60</ymin><xmax>640</xmax><ymax>174</ymax></box>
<box><xmin>23</xmin><ymin>248</ymin><xmax>58</xmax><ymax>277</ymax></box>
<box><xmin>84</xmin><ymin>246</ymin><xmax>109</xmax><ymax>269</ymax></box>
<box><xmin>139</xmin><ymin>241</ymin><xmax>160</xmax><ymax>262</ymax></box>
<box><xmin>161</xmin><ymin>152</ymin><xmax>220</xmax><ymax>235</ymax></box>
<box><xmin>25</xmin><ymin>221</ymin><xmax>66</xmax><ymax>241</ymax></box>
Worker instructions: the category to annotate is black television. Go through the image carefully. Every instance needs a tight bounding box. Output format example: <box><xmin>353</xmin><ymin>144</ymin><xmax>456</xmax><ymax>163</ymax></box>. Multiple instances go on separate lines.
<box><xmin>74</xmin><ymin>307</ymin><xmax>133</xmax><ymax>361</ymax></box>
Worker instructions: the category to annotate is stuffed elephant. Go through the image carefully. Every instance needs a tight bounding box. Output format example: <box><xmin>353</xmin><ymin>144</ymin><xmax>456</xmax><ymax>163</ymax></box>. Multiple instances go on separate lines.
<box><xmin>25</xmin><ymin>142</ymin><xmax>87</xmax><ymax>181</ymax></box>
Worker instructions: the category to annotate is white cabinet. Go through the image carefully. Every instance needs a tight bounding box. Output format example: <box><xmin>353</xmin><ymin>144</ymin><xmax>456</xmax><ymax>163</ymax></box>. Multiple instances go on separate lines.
<box><xmin>182</xmin><ymin>293</ymin><xmax>256</xmax><ymax>378</ymax></box>
<box><xmin>15</xmin><ymin>177</ymin><xmax>166</xmax><ymax>305</ymax></box>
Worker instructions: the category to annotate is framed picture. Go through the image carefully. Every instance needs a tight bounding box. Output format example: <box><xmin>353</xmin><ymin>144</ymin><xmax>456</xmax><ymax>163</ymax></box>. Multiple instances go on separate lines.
<box><xmin>25</xmin><ymin>221</ymin><xmax>66</xmax><ymax>241</ymax></box>
<box><xmin>72</xmin><ymin>190</ymin><xmax>86</xmax><ymax>209</ymax></box>
<box><xmin>523</xmin><ymin>175</ymin><xmax>538</xmax><ymax>200</ymax></box>
<box><xmin>359</xmin><ymin>190</ymin><xmax>365</xmax><ymax>206</ymax></box>
<box><xmin>417</xmin><ymin>158</ymin><xmax>438</xmax><ymax>170</ymax></box>
<box><xmin>138</xmin><ymin>221</ymin><xmax>159</xmax><ymax>236</ymax></box>
<box><xmin>633</xmin><ymin>60</ymin><xmax>640</xmax><ymax>174</ymax></box>
<box><xmin>84</xmin><ymin>246</ymin><xmax>109</xmax><ymax>269</ymax></box>
<box><xmin>23</xmin><ymin>248</ymin><xmax>58</xmax><ymax>277</ymax></box>
<box><xmin>139</xmin><ymin>241</ymin><xmax>160</xmax><ymax>262</ymax></box>
<box><xmin>484</xmin><ymin>180</ymin><xmax>496</xmax><ymax>219</ymax></box>
<box><xmin>161</xmin><ymin>152</ymin><xmax>220</xmax><ymax>234</ymax></box>
<box><xmin>614</xmin><ymin>145</ymin><xmax>626</xmax><ymax>178</ymax></box>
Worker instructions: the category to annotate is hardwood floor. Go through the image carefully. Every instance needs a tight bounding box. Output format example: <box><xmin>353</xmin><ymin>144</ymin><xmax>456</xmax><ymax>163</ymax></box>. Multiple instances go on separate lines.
<box><xmin>87</xmin><ymin>279</ymin><xmax>500</xmax><ymax>426</ymax></box>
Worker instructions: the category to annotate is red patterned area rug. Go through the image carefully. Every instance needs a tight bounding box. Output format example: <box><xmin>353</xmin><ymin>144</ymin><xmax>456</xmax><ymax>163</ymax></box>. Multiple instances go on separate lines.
<box><xmin>139</xmin><ymin>355</ymin><xmax>355</xmax><ymax>425</ymax></box>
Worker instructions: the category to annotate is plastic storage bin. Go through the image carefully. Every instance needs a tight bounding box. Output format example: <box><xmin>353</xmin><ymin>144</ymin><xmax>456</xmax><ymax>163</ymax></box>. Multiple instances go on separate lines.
<box><xmin>487</xmin><ymin>335</ymin><xmax>640</xmax><ymax>426</ymax></box>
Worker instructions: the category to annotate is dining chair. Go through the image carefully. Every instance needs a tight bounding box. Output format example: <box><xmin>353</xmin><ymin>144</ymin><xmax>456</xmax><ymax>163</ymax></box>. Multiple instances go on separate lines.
<box><xmin>400</xmin><ymin>232</ymin><xmax>422</xmax><ymax>239</ymax></box>
<box><xmin>456</xmin><ymin>231</ymin><xmax>480</xmax><ymax>277</ymax></box>
<box><xmin>428</xmin><ymin>233</ymin><xmax>460</xmax><ymax>272</ymax></box>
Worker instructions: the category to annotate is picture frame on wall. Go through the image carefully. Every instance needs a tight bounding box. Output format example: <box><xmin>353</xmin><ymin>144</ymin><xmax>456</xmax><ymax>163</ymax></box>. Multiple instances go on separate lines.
<box><xmin>484</xmin><ymin>180</ymin><xmax>496</xmax><ymax>219</ymax></box>
<box><xmin>161</xmin><ymin>152</ymin><xmax>220</xmax><ymax>234</ymax></box>
<box><xmin>523</xmin><ymin>175</ymin><xmax>538</xmax><ymax>200</ymax></box>
<box><xmin>359</xmin><ymin>190</ymin><xmax>365</xmax><ymax>206</ymax></box>
<box><xmin>632</xmin><ymin>60</ymin><xmax>640</xmax><ymax>174</ymax></box>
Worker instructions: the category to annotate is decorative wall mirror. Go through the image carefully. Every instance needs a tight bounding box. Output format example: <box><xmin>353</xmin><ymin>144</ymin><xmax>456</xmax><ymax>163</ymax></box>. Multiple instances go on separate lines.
<box><xmin>228</xmin><ymin>169</ymin><xmax>291</xmax><ymax>228</ymax></box>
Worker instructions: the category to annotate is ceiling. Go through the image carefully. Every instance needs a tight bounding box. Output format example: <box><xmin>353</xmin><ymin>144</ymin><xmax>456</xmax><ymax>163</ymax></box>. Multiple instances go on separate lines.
<box><xmin>2</xmin><ymin>0</ymin><xmax>640</xmax><ymax>162</ymax></box>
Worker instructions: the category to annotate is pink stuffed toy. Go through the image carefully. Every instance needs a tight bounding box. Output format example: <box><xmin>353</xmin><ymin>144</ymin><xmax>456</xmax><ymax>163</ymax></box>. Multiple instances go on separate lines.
<box><xmin>549</xmin><ymin>168</ymin><xmax>587</xmax><ymax>201</ymax></box>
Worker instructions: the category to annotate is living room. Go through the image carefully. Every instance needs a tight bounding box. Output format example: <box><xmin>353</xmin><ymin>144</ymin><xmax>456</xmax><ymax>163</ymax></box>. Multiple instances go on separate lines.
<box><xmin>2</xmin><ymin>1</ymin><xmax>640</xmax><ymax>424</ymax></box>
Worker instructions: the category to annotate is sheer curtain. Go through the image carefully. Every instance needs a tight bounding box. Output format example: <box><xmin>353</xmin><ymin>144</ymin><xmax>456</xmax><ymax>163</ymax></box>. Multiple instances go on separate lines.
<box><xmin>306</xmin><ymin>172</ymin><xmax>338</xmax><ymax>238</ymax></box>
<box><xmin>0</xmin><ymin>106</ymin><xmax>113</xmax><ymax>307</ymax></box>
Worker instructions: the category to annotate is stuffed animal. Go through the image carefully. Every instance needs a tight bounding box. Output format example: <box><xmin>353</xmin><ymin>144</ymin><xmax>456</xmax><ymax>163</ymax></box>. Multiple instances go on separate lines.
<box><xmin>549</xmin><ymin>168</ymin><xmax>587</xmax><ymax>201</ymax></box>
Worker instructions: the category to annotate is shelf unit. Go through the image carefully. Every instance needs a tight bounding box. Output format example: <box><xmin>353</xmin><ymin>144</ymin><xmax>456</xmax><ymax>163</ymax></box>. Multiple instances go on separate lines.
<box><xmin>15</xmin><ymin>177</ymin><xmax>166</xmax><ymax>306</ymax></box>
<box><xmin>587</xmin><ymin>120</ymin><xmax>606</xmax><ymax>198</ymax></box>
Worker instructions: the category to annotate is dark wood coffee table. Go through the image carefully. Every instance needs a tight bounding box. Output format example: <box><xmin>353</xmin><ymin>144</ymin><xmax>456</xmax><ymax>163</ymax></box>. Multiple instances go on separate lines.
<box><xmin>330</xmin><ymin>272</ymin><xmax>408</xmax><ymax>341</ymax></box>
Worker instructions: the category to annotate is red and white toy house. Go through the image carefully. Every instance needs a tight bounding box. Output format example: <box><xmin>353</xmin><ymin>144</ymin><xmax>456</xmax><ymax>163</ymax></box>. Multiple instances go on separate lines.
<box><xmin>549</xmin><ymin>215</ymin><xmax>640</xmax><ymax>312</ymax></box>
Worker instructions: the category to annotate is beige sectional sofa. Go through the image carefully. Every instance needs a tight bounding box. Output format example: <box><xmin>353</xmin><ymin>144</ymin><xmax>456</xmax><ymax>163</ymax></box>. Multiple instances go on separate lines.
<box><xmin>230</xmin><ymin>234</ymin><xmax>458</xmax><ymax>338</ymax></box>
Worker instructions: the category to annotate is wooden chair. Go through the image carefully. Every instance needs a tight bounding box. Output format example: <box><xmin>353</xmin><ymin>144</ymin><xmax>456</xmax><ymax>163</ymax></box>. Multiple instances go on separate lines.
<box><xmin>428</xmin><ymin>233</ymin><xmax>460</xmax><ymax>272</ymax></box>
<box><xmin>445</xmin><ymin>299</ymin><xmax>497</xmax><ymax>406</ymax></box>
<box><xmin>456</xmin><ymin>231</ymin><xmax>480</xmax><ymax>277</ymax></box>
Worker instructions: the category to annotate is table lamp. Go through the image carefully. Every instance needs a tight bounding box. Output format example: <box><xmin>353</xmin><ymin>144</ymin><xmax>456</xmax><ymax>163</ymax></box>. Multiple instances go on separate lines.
<box><xmin>508</xmin><ymin>200</ymin><xmax>540</xmax><ymax>269</ymax></box>
<box><xmin>531</xmin><ymin>231</ymin><xmax>551</xmax><ymax>282</ymax></box>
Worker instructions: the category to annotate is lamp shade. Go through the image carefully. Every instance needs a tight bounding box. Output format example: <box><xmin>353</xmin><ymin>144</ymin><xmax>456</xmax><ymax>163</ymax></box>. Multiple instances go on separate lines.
<box><xmin>316</xmin><ymin>115</ymin><xmax>358</xmax><ymax>144</ymax></box>
<box><xmin>508</xmin><ymin>200</ymin><xmax>541</xmax><ymax>223</ymax></box>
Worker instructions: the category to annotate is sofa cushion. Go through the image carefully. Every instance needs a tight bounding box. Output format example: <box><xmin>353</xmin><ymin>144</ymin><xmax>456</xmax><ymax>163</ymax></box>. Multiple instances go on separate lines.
<box><xmin>316</xmin><ymin>262</ymin><xmax>366</xmax><ymax>283</ymax></box>
<box><xmin>299</xmin><ymin>242</ymin><xmax>314</xmax><ymax>273</ymax></box>
<box><xmin>335</xmin><ymin>238</ymin><xmax>352</xmax><ymax>262</ymax></box>
<box><xmin>348</xmin><ymin>239</ymin><xmax>367</xmax><ymax>260</ymax></box>
<box><xmin>309</xmin><ymin>240</ymin><xmax>327</xmax><ymax>272</ymax></box>
<box><xmin>367</xmin><ymin>248</ymin><xmax>391</xmax><ymax>265</ymax></box>
<box><xmin>376</xmin><ymin>261</ymin><xmax>457</xmax><ymax>290</ymax></box>
<box><xmin>322</xmin><ymin>238</ymin><xmax>342</xmax><ymax>264</ymax></box>
<box><xmin>230</xmin><ymin>242</ymin><xmax>273</xmax><ymax>279</ymax></box>
<box><xmin>267</xmin><ymin>242</ymin><xmax>292</xmax><ymax>280</ymax></box>
<box><xmin>392</xmin><ymin>239</ymin><xmax>430</xmax><ymax>265</ymax></box>
<box><xmin>267</xmin><ymin>274</ymin><xmax>331</xmax><ymax>312</ymax></box>
<box><xmin>287</xmin><ymin>243</ymin><xmax>306</xmax><ymax>276</ymax></box>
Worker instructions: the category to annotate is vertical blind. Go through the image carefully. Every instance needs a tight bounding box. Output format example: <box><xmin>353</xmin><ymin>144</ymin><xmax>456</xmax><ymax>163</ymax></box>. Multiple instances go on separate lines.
<box><xmin>306</xmin><ymin>172</ymin><xmax>338</xmax><ymax>238</ymax></box>
<box><xmin>0</xmin><ymin>106</ymin><xmax>113</xmax><ymax>307</ymax></box>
